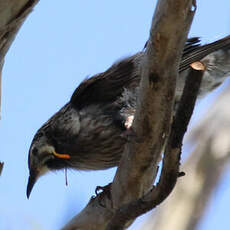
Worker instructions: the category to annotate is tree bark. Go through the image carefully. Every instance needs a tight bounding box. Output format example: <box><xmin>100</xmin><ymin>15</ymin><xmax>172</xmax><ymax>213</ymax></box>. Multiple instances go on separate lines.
<box><xmin>140</xmin><ymin>83</ymin><xmax>230</xmax><ymax>230</ymax></box>
<box><xmin>63</xmin><ymin>0</ymin><xmax>196</xmax><ymax>229</ymax></box>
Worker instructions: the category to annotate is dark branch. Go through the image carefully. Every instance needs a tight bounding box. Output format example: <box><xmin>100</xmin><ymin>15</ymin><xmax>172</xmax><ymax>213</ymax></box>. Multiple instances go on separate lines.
<box><xmin>110</xmin><ymin>0</ymin><xmax>197</xmax><ymax>209</ymax></box>
<box><xmin>63</xmin><ymin>0</ymin><xmax>199</xmax><ymax>228</ymax></box>
<box><xmin>0</xmin><ymin>162</ymin><xmax>3</xmax><ymax>176</ymax></box>
<box><xmin>171</xmin><ymin>68</ymin><xmax>204</xmax><ymax>148</ymax></box>
<box><xmin>106</xmin><ymin>67</ymin><xmax>204</xmax><ymax>230</ymax></box>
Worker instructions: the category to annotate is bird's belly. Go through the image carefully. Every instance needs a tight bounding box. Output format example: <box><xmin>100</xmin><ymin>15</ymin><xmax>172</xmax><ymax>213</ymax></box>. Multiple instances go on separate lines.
<box><xmin>67</xmin><ymin>129</ymin><xmax>127</xmax><ymax>170</ymax></box>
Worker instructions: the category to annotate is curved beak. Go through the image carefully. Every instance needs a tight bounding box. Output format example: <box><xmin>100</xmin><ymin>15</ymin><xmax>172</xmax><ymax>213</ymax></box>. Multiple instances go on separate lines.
<box><xmin>26</xmin><ymin>169</ymin><xmax>38</xmax><ymax>199</ymax></box>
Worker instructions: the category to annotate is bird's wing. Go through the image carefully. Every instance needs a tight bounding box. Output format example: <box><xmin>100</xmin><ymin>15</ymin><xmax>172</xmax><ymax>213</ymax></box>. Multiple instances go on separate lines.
<box><xmin>70</xmin><ymin>36</ymin><xmax>230</xmax><ymax>110</ymax></box>
<box><xmin>70</xmin><ymin>38</ymin><xmax>200</xmax><ymax>110</ymax></box>
<box><xmin>70</xmin><ymin>54</ymin><xmax>142</xmax><ymax>110</ymax></box>
<box><xmin>180</xmin><ymin>35</ymin><xmax>230</xmax><ymax>71</ymax></box>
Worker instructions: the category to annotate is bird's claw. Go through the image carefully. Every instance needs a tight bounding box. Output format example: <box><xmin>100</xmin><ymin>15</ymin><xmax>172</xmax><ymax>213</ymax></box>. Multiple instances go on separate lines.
<box><xmin>95</xmin><ymin>183</ymin><xmax>112</xmax><ymax>207</ymax></box>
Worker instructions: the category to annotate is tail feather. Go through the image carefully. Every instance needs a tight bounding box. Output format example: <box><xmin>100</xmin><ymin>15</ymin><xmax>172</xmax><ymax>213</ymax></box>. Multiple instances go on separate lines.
<box><xmin>180</xmin><ymin>35</ymin><xmax>230</xmax><ymax>72</ymax></box>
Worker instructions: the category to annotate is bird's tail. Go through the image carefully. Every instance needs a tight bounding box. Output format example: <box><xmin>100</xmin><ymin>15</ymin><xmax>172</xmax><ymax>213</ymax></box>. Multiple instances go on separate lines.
<box><xmin>180</xmin><ymin>35</ymin><xmax>230</xmax><ymax>72</ymax></box>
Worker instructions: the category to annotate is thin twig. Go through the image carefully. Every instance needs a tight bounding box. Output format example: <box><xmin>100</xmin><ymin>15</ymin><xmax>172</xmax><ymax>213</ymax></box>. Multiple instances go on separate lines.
<box><xmin>0</xmin><ymin>162</ymin><xmax>4</xmax><ymax>176</ymax></box>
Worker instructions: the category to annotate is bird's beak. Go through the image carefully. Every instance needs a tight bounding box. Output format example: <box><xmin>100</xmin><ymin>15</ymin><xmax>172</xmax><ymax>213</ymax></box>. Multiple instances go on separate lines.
<box><xmin>26</xmin><ymin>169</ymin><xmax>38</xmax><ymax>199</ymax></box>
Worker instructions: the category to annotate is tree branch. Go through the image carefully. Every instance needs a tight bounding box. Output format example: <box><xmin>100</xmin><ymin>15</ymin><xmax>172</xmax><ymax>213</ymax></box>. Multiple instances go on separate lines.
<box><xmin>0</xmin><ymin>0</ymin><xmax>39</xmax><ymax>117</ymax></box>
<box><xmin>141</xmin><ymin>82</ymin><xmax>230</xmax><ymax>230</ymax></box>
<box><xmin>106</xmin><ymin>65</ymin><xmax>204</xmax><ymax>230</ymax></box>
<box><xmin>111</xmin><ymin>0</ymin><xmax>196</xmax><ymax>208</ymax></box>
<box><xmin>63</xmin><ymin>0</ymin><xmax>197</xmax><ymax>229</ymax></box>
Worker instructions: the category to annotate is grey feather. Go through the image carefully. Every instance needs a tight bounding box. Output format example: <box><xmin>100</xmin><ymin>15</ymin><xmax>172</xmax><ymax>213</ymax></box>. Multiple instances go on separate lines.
<box><xmin>27</xmin><ymin>36</ymin><xmax>230</xmax><ymax>198</ymax></box>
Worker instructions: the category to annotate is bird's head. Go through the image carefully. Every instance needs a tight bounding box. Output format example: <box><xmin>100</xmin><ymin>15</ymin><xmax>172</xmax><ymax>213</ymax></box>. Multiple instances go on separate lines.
<box><xmin>27</xmin><ymin>131</ymin><xmax>70</xmax><ymax>199</ymax></box>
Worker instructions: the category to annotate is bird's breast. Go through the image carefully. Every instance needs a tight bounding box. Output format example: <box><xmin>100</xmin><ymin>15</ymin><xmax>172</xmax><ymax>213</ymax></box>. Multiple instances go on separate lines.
<box><xmin>58</xmin><ymin>109</ymin><xmax>127</xmax><ymax>170</ymax></box>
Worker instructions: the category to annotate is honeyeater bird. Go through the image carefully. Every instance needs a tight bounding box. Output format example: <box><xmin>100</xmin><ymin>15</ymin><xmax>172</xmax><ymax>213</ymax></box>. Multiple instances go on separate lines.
<box><xmin>27</xmin><ymin>36</ymin><xmax>230</xmax><ymax>198</ymax></box>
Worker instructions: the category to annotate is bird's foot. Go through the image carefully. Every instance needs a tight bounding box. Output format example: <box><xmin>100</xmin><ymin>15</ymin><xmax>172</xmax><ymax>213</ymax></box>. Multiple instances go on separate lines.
<box><xmin>95</xmin><ymin>183</ymin><xmax>112</xmax><ymax>207</ymax></box>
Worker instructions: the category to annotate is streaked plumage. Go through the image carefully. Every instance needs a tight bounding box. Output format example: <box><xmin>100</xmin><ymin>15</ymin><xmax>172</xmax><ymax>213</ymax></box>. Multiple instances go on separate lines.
<box><xmin>27</xmin><ymin>36</ymin><xmax>230</xmax><ymax>198</ymax></box>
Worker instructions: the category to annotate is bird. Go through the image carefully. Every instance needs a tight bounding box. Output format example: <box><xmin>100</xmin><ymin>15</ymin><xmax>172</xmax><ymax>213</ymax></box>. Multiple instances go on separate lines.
<box><xmin>27</xmin><ymin>36</ymin><xmax>230</xmax><ymax>198</ymax></box>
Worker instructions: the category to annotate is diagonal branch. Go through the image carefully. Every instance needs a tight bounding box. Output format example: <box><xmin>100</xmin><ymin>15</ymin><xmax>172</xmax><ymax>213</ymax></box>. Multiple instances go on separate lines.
<box><xmin>63</xmin><ymin>0</ymin><xmax>197</xmax><ymax>229</ymax></box>
<box><xmin>110</xmin><ymin>0</ymin><xmax>196</xmax><ymax>210</ymax></box>
<box><xmin>106</xmin><ymin>66</ymin><xmax>204</xmax><ymax>230</ymax></box>
<box><xmin>141</xmin><ymin>82</ymin><xmax>230</xmax><ymax>230</ymax></box>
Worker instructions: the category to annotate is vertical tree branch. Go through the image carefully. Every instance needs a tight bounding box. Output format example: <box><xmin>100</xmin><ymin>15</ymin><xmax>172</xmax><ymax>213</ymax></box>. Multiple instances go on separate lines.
<box><xmin>110</xmin><ymin>0</ymin><xmax>196</xmax><ymax>216</ymax></box>
<box><xmin>63</xmin><ymin>0</ymin><xmax>196</xmax><ymax>229</ymax></box>
<box><xmin>106</xmin><ymin>66</ymin><xmax>203</xmax><ymax>230</ymax></box>
<box><xmin>141</xmin><ymin>83</ymin><xmax>230</xmax><ymax>230</ymax></box>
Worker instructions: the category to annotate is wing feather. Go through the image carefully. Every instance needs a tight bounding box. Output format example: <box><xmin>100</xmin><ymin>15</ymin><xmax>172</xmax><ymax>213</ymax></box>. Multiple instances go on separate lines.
<box><xmin>70</xmin><ymin>36</ymin><xmax>230</xmax><ymax>109</ymax></box>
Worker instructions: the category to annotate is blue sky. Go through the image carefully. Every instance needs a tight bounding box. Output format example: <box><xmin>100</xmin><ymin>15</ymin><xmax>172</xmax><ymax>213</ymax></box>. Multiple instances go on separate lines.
<box><xmin>0</xmin><ymin>1</ymin><xmax>229</xmax><ymax>229</ymax></box>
